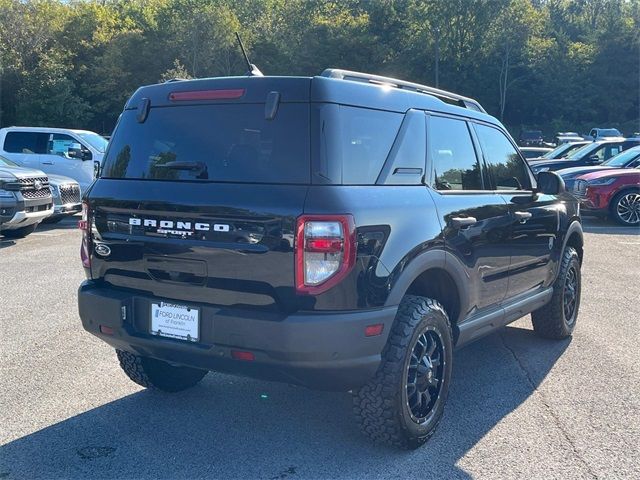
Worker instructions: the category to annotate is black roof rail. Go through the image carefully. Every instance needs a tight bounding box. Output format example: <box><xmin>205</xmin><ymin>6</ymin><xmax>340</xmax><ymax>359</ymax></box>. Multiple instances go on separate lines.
<box><xmin>321</xmin><ymin>69</ymin><xmax>486</xmax><ymax>114</ymax></box>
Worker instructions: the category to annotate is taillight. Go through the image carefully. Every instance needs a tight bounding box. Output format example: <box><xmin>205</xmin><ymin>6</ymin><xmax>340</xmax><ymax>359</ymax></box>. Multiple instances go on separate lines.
<box><xmin>79</xmin><ymin>202</ymin><xmax>92</xmax><ymax>268</ymax></box>
<box><xmin>295</xmin><ymin>215</ymin><xmax>356</xmax><ymax>295</ymax></box>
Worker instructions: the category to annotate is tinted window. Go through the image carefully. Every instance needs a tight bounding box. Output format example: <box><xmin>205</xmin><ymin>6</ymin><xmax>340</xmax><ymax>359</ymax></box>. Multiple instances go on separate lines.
<box><xmin>3</xmin><ymin>132</ymin><xmax>48</xmax><ymax>154</ymax></box>
<box><xmin>338</xmin><ymin>106</ymin><xmax>402</xmax><ymax>184</ymax></box>
<box><xmin>429</xmin><ymin>116</ymin><xmax>483</xmax><ymax>191</ymax></box>
<box><xmin>102</xmin><ymin>104</ymin><xmax>310</xmax><ymax>183</ymax></box>
<box><xmin>476</xmin><ymin>124</ymin><xmax>531</xmax><ymax>190</ymax></box>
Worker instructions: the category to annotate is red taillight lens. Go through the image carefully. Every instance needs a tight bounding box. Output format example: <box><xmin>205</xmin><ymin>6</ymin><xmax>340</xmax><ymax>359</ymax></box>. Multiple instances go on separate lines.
<box><xmin>80</xmin><ymin>202</ymin><xmax>92</xmax><ymax>268</ymax></box>
<box><xmin>169</xmin><ymin>89</ymin><xmax>245</xmax><ymax>101</ymax></box>
<box><xmin>295</xmin><ymin>215</ymin><xmax>356</xmax><ymax>295</ymax></box>
<box><xmin>231</xmin><ymin>350</ymin><xmax>255</xmax><ymax>361</ymax></box>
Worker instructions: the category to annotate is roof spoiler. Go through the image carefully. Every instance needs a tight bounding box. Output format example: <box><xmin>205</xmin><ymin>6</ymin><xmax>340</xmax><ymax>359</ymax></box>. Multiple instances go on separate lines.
<box><xmin>321</xmin><ymin>69</ymin><xmax>486</xmax><ymax>113</ymax></box>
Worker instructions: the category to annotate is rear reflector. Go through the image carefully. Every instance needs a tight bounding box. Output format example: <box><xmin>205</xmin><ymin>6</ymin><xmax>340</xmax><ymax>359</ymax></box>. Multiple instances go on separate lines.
<box><xmin>169</xmin><ymin>89</ymin><xmax>245</xmax><ymax>101</ymax></box>
<box><xmin>99</xmin><ymin>325</ymin><xmax>114</xmax><ymax>335</ymax></box>
<box><xmin>231</xmin><ymin>350</ymin><xmax>255</xmax><ymax>361</ymax></box>
<box><xmin>364</xmin><ymin>324</ymin><xmax>384</xmax><ymax>337</ymax></box>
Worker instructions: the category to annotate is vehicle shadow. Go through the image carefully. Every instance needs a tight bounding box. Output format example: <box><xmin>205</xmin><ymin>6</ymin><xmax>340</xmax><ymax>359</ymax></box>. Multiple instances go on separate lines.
<box><xmin>38</xmin><ymin>216</ymin><xmax>80</xmax><ymax>232</ymax></box>
<box><xmin>0</xmin><ymin>237</ymin><xmax>16</xmax><ymax>249</ymax></box>
<box><xmin>0</xmin><ymin>325</ymin><xmax>569</xmax><ymax>480</ymax></box>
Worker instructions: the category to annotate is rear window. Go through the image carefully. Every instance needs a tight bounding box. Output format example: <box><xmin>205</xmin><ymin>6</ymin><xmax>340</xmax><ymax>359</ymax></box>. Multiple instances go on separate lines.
<box><xmin>101</xmin><ymin>104</ymin><xmax>310</xmax><ymax>183</ymax></box>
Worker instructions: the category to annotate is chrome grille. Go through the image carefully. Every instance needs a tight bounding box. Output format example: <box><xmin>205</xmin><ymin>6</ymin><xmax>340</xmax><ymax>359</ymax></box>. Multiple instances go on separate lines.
<box><xmin>59</xmin><ymin>184</ymin><xmax>81</xmax><ymax>204</ymax></box>
<box><xmin>19</xmin><ymin>177</ymin><xmax>52</xmax><ymax>199</ymax></box>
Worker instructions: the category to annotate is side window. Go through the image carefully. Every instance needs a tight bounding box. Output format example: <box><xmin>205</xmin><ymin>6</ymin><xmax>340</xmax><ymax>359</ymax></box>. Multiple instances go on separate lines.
<box><xmin>46</xmin><ymin>134</ymin><xmax>82</xmax><ymax>157</ymax></box>
<box><xmin>2</xmin><ymin>132</ymin><xmax>48</xmax><ymax>154</ymax></box>
<box><xmin>429</xmin><ymin>116</ymin><xmax>484</xmax><ymax>191</ymax></box>
<box><xmin>339</xmin><ymin>106</ymin><xmax>403</xmax><ymax>184</ymax></box>
<box><xmin>475</xmin><ymin>124</ymin><xmax>532</xmax><ymax>191</ymax></box>
<box><xmin>603</xmin><ymin>145</ymin><xmax>622</xmax><ymax>160</ymax></box>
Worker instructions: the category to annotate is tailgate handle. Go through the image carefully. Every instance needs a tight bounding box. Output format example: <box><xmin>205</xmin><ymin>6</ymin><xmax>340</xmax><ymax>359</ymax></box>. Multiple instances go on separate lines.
<box><xmin>144</xmin><ymin>256</ymin><xmax>207</xmax><ymax>285</ymax></box>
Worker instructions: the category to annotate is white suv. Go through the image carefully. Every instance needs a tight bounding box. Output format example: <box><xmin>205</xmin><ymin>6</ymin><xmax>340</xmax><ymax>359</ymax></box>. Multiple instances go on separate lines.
<box><xmin>0</xmin><ymin>127</ymin><xmax>108</xmax><ymax>195</ymax></box>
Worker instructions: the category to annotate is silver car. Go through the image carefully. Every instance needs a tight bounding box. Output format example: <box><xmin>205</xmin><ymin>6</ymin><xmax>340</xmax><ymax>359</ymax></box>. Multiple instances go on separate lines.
<box><xmin>0</xmin><ymin>156</ymin><xmax>53</xmax><ymax>238</ymax></box>
<box><xmin>45</xmin><ymin>174</ymin><xmax>82</xmax><ymax>223</ymax></box>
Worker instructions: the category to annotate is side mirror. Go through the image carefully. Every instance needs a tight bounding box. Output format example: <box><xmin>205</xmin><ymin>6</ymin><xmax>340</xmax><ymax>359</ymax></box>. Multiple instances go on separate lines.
<box><xmin>69</xmin><ymin>147</ymin><xmax>93</xmax><ymax>161</ymax></box>
<box><xmin>537</xmin><ymin>171</ymin><xmax>565</xmax><ymax>195</ymax></box>
<box><xmin>586</xmin><ymin>154</ymin><xmax>600</xmax><ymax>164</ymax></box>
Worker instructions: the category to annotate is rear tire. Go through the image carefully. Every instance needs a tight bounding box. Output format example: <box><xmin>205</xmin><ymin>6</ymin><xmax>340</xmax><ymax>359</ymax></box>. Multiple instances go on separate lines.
<box><xmin>1</xmin><ymin>223</ymin><xmax>38</xmax><ymax>238</ymax></box>
<box><xmin>353</xmin><ymin>295</ymin><xmax>453</xmax><ymax>449</ymax></box>
<box><xmin>531</xmin><ymin>246</ymin><xmax>581</xmax><ymax>339</ymax></box>
<box><xmin>610</xmin><ymin>189</ymin><xmax>640</xmax><ymax>226</ymax></box>
<box><xmin>116</xmin><ymin>350</ymin><xmax>208</xmax><ymax>392</ymax></box>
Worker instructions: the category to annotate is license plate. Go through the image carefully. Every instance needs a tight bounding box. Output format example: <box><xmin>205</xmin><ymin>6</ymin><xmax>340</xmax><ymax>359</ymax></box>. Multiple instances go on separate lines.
<box><xmin>150</xmin><ymin>302</ymin><xmax>199</xmax><ymax>342</ymax></box>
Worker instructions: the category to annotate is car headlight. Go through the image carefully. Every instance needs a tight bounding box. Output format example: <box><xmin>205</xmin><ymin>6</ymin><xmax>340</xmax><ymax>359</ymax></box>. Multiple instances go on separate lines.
<box><xmin>0</xmin><ymin>176</ymin><xmax>16</xmax><ymax>198</ymax></box>
<box><xmin>587</xmin><ymin>177</ymin><xmax>616</xmax><ymax>186</ymax></box>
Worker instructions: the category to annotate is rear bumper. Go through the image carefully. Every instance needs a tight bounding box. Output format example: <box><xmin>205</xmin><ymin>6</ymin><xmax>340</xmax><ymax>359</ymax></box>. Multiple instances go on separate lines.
<box><xmin>78</xmin><ymin>281</ymin><xmax>397</xmax><ymax>391</ymax></box>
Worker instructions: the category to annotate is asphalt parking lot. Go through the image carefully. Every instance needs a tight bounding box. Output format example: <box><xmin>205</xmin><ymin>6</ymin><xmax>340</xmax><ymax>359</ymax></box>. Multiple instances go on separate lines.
<box><xmin>1</xmin><ymin>216</ymin><xmax>638</xmax><ymax>479</ymax></box>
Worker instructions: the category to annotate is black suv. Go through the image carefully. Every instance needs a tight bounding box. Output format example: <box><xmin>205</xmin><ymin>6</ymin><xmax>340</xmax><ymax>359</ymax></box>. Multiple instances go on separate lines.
<box><xmin>78</xmin><ymin>69</ymin><xmax>584</xmax><ymax>449</ymax></box>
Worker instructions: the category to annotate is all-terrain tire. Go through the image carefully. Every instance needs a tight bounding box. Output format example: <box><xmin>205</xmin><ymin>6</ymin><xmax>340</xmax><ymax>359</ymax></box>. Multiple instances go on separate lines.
<box><xmin>353</xmin><ymin>295</ymin><xmax>453</xmax><ymax>449</ymax></box>
<box><xmin>531</xmin><ymin>246</ymin><xmax>581</xmax><ymax>339</ymax></box>
<box><xmin>1</xmin><ymin>223</ymin><xmax>38</xmax><ymax>238</ymax></box>
<box><xmin>610</xmin><ymin>189</ymin><xmax>640</xmax><ymax>226</ymax></box>
<box><xmin>116</xmin><ymin>349</ymin><xmax>208</xmax><ymax>392</ymax></box>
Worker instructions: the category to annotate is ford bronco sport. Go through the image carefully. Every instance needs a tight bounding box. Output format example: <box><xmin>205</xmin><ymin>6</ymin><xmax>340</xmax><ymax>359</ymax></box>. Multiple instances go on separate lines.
<box><xmin>78</xmin><ymin>69</ymin><xmax>584</xmax><ymax>448</ymax></box>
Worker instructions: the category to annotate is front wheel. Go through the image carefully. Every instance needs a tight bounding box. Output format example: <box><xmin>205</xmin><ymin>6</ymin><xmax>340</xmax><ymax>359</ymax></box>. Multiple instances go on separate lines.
<box><xmin>610</xmin><ymin>190</ymin><xmax>640</xmax><ymax>226</ymax></box>
<box><xmin>353</xmin><ymin>296</ymin><xmax>453</xmax><ymax>449</ymax></box>
<box><xmin>532</xmin><ymin>246</ymin><xmax>581</xmax><ymax>339</ymax></box>
<box><xmin>116</xmin><ymin>350</ymin><xmax>208</xmax><ymax>392</ymax></box>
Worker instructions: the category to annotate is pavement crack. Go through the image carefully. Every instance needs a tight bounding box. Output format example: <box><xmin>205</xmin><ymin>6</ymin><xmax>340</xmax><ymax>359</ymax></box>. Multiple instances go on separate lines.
<box><xmin>499</xmin><ymin>332</ymin><xmax>598</xmax><ymax>480</ymax></box>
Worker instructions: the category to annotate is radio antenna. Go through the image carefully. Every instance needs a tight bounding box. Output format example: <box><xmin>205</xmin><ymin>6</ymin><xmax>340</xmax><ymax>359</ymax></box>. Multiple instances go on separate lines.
<box><xmin>235</xmin><ymin>32</ymin><xmax>263</xmax><ymax>77</ymax></box>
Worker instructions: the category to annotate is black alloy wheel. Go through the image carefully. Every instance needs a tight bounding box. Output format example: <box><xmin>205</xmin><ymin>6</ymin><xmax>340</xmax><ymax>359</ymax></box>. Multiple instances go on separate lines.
<box><xmin>405</xmin><ymin>328</ymin><xmax>445</xmax><ymax>423</ymax></box>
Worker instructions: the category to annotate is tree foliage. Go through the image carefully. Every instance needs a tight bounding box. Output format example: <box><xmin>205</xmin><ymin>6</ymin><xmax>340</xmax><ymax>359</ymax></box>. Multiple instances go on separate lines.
<box><xmin>0</xmin><ymin>0</ymin><xmax>638</xmax><ymax>137</ymax></box>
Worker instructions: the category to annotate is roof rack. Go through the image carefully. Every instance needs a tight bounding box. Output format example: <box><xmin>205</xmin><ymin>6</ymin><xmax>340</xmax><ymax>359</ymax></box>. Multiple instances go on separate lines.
<box><xmin>321</xmin><ymin>69</ymin><xmax>486</xmax><ymax>114</ymax></box>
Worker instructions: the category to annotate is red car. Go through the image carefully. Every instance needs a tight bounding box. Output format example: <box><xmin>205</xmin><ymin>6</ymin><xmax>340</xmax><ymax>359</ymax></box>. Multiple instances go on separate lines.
<box><xmin>573</xmin><ymin>168</ymin><xmax>640</xmax><ymax>225</ymax></box>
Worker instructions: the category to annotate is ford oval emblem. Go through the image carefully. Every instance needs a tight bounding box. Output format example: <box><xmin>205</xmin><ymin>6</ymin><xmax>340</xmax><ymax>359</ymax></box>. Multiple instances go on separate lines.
<box><xmin>95</xmin><ymin>244</ymin><xmax>111</xmax><ymax>257</ymax></box>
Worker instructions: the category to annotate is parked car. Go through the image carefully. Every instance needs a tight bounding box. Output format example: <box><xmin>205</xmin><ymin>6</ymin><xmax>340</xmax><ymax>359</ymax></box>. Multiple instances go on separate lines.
<box><xmin>555</xmin><ymin>132</ymin><xmax>584</xmax><ymax>144</ymax></box>
<box><xmin>0</xmin><ymin>126</ymin><xmax>108</xmax><ymax>195</ymax></box>
<box><xmin>0</xmin><ymin>156</ymin><xmax>53</xmax><ymax>238</ymax></box>
<box><xmin>44</xmin><ymin>174</ymin><xmax>82</xmax><ymax>223</ymax></box>
<box><xmin>527</xmin><ymin>141</ymin><xmax>590</xmax><ymax>162</ymax></box>
<box><xmin>557</xmin><ymin>146</ymin><xmax>640</xmax><ymax>191</ymax></box>
<box><xmin>573</xmin><ymin>168</ymin><xmax>640</xmax><ymax>225</ymax></box>
<box><xmin>588</xmin><ymin>128</ymin><xmax>623</xmax><ymax>141</ymax></box>
<box><xmin>529</xmin><ymin>139</ymin><xmax>640</xmax><ymax>174</ymax></box>
<box><xmin>77</xmin><ymin>68</ymin><xmax>583</xmax><ymax>449</ymax></box>
<box><xmin>518</xmin><ymin>129</ymin><xmax>544</xmax><ymax>146</ymax></box>
<box><xmin>520</xmin><ymin>146</ymin><xmax>553</xmax><ymax>159</ymax></box>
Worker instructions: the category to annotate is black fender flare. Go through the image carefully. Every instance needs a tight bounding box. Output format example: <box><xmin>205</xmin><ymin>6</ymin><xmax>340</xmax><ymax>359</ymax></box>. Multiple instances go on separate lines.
<box><xmin>384</xmin><ymin>249</ymin><xmax>470</xmax><ymax>323</ymax></box>
<box><xmin>561</xmin><ymin>219</ymin><xmax>583</xmax><ymax>261</ymax></box>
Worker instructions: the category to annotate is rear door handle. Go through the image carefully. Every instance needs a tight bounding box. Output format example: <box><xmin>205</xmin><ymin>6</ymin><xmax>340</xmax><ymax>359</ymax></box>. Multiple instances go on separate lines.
<box><xmin>514</xmin><ymin>211</ymin><xmax>532</xmax><ymax>223</ymax></box>
<box><xmin>42</xmin><ymin>161</ymin><xmax>54</xmax><ymax>165</ymax></box>
<box><xmin>450</xmin><ymin>216</ymin><xmax>477</xmax><ymax>228</ymax></box>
